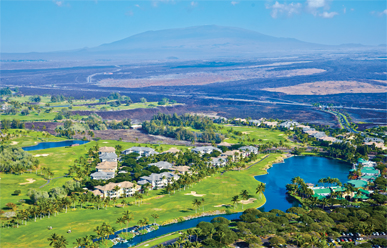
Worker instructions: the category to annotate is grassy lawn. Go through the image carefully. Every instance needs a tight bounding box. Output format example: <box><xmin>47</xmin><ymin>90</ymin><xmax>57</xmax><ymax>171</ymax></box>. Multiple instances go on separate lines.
<box><xmin>136</xmin><ymin>231</ymin><xmax>182</xmax><ymax>248</ymax></box>
<box><xmin>0</xmin><ymin>152</ymin><xmax>282</xmax><ymax>247</ymax></box>
<box><xmin>1</xmin><ymin>97</ymin><xmax>183</xmax><ymax>121</ymax></box>
<box><xmin>217</xmin><ymin>125</ymin><xmax>294</xmax><ymax>147</ymax></box>
<box><xmin>4</xmin><ymin>129</ymin><xmax>67</xmax><ymax>147</ymax></box>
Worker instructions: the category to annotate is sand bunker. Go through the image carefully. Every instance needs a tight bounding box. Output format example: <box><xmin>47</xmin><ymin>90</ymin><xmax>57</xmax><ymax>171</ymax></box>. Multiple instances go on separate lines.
<box><xmin>102</xmin><ymin>142</ymin><xmax>109</xmax><ymax>143</ymax></box>
<box><xmin>152</xmin><ymin>208</ymin><xmax>164</xmax><ymax>211</ymax></box>
<box><xmin>34</xmin><ymin>154</ymin><xmax>49</xmax><ymax>157</ymax></box>
<box><xmin>185</xmin><ymin>191</ymin><xmax>206</xmax><ymax>197</ymax></box>
<box><xmin>242</xmin><ymin>131</ymin><xmax>252</xmax><ymax>134</ymax></box>
<box><xmin>20</xmin><ymin>178</ymin><xmax>35</xmax><ymax>185</ymax></box>
<box><xmin>263</xmin><ymin>80</ymin><xmax>387</xmax><ymax>95</ymax></box>
<box><xmin>11</xmin><ymin>141</ymin><xmax>18</xmax><ymax>145</ymax></box>
<box><xmin>239</xmin><ymin>198</ymin><xmax>257</xmax><ymax>204</ymax></box>
<box><xmin>214</xmin><ymin>204</ymin><xmax>231</xmax><ymax>207</ymax></box>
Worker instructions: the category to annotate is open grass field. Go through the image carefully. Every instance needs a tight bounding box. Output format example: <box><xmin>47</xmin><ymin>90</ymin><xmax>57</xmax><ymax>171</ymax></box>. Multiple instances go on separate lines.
<box><xmin>136</xmin><ymin>231</ymin><xmax>182</xmax><ymax>248</ymax></box>
<box><xmin>0</xmin><ymin>151</ymin><xmax>283</xmax><ymax>247</ymax></box>
<box><xmin>217</xmin><ymin>125</ymin><xmax>294</xmax><ymax>147</ymax></box>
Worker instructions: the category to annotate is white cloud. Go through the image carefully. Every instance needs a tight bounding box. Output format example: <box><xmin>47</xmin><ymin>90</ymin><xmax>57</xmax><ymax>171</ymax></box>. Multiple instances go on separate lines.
<box><xmin>135</xmin><ymin>4</ymin><xmax>140</xmax><ymax>8</ymax></box>
<box><xmin>151</xmin><ymin>0</ymin><xmax>174</xmax><ymax>8</ymax></box>
<box><xmin>53</xmin><ymin>0</ymin><xmax>63</xmax><ymax>7</ymax></box>
<box><xmin>371</xmin><ymin>9</ymin><xmax>387</xmax><ymax>16</ymax></box>
<box><xmin>267</xmin><ymin>1</ymin><xmax>302</xmax><ymax>18</ymax></box>
<box><xmin>125</xmin><ymin>10</ymin><xmax>134</xmax><ymax>16</ymax></box>
<box><xmin>350</xmin><ymin>8</ymin><xmax>354</xmax><ymax>11</ymax></box>
<box><xmin>191</xmin><ymin>1</ymin><xmax>198</xmax><ymax>7</ymax></box>
<box><xmin>343</xmin><ymin>7</ymin><xmax>346</xmax><ymax>14</ymax></box>
<box><xmin>306</xmin><ymin>0</ymin><xmax>326</xmax><ymax>9</ymax></box>
<box><xmin>231</xmin><ymin>1</ymin><xmax>239</xmax><ymax>6</ymax></box>
<box><xmin>319</xmin><ymin>11</ymin><xmax>338</xmax><ymax>18</ymax></box>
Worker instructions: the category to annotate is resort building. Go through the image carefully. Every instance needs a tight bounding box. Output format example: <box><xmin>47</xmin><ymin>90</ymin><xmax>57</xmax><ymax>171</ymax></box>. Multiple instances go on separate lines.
<box><xmin>361</xmin><ymin>167</ymin><xmax>380</xmax><ymax>177</ymax></box>
<box><xmin>364</xmin><ymin>137</ymin><xmax>384</xmax><ymax>143</ymax></box>
<box><xmin>138</xmin><ymin>172</ymin><xmax>179</xmax><ymax>189</ymax></box>
<box><xmin>347</xmin><ymin>179</ymin><xmax>368</xmax><ymax>188</ymax></box>
<box><xmin>263</xmin><ymin>121</ymin><xmax>278</xmax><ymax>127</ymax></box>
<box><xmin>90</xmin><ymin>171</ymin><xmax>115</xmax><ymax>180</ymax></box>
<box><xmin>364</xmin><ymin>142</ymin><xmax>387</xmax><ymax>150</ymax></box>
<box><xmin>122</xmin><ymin>147</ymin><xmax>159</xmax><ymax>157</ymax></box>
<box><xmin>93</xmin><ymin>181</ymin><xmax>141</xmax><ymax>198</ymax></box>
<box><xmin>148</xmin><ymin>161</ymin><xmax>173</xmax><ymax>170</ymax></box>
<box><xmin>162</xmin><ymin>148</ymin><xmax>181</xmax><ymax>154</ymax></box>
<box><xmin>96</xmin><ymin>161</ymin><xmax>118</xmax><ymax>173</ymax></box>
<box><xmin>168</xmin><ymin>166</ymin><xmax>192</xmax><ymax>175</ymax></box>
<box><xmin>357</xmin><ymin>158</ymin><xmax>376</xmax><ymax>167</ymax></box>
<box><xmin>99</xmin><ymin>146</ymin><xmax>115</xmax><ymax>155</ymax></box>
<box><xmin>249</xmin><ymin>120</ymin><xmax>261</xmax><ymax>126</ymax></box>
<box><xmin>220</xmin><ymin>150</ymin><xmax>239</xmax><ymax>161</ymax></box>
<box><xmin>279</xmin><ymin>121</ymin><xmax>299</xmax><ymax>129</ymax></box>
<box><xmin>191</xmin><ymin>146</ymin><xmax>222</xmax><ymax>155</ymax></box>
<box><xmin>99</xmin><ymin>153</ymin><xmax>118</xmax><ymax>162</ymax></box>
<box><xmin>239</xmin><ymin>146</ymin><xmax>259</xmax><ymax>155</ymax></box>
<box><xmin>210</xmin><ymin>157</ymin><xmax>227</xmax><ymax>167</ymax></box>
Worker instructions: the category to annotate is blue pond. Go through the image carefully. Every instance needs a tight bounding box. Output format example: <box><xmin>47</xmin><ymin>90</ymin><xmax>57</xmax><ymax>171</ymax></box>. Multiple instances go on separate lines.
<box><xmin>112</xmin><ymin>156</ymin><xmax>351</xmax><ymax>247</ymax></box>
<box><xmin>22</xmin><ymin>140</ymin><xmax>89</xmax><ymax>151</ymax></box>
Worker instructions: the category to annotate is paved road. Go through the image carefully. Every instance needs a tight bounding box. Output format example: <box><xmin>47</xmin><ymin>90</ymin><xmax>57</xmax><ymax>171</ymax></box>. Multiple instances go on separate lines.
<box><xmin>39</xmin><ymin>174</ymin><xmax>68</xmax><ymax>188</ymax></box>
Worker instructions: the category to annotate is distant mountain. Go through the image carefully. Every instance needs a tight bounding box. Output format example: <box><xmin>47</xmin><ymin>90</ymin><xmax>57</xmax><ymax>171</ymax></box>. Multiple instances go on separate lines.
<box><xmin>1</xmin><ymin>25</ymin><xmax>381</xmax><ymax>61</ymax></box>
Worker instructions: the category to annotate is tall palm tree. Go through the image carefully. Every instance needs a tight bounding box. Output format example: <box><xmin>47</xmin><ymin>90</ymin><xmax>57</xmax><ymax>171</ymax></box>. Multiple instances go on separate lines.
<box><xmin>293</xmin><ymin>234</ymin><xmax>303</xmax><ymax>247</ymax></box>
<box><xmin>192</xmin><ymin>199</ymin><xmax>200</xmax><ymax>214</ymax></box>
<box><xmin>123</xmin><ymin>210</ymin><xmax>133</xmax><ymax>232</ymax></box>
<box><xmin>232</xmin><ymin>195</ymin><xmax>239</xmax><ymax>209</ymax></box>
<box><xmin>47</xmin><ymin>233</ymin><xmax>60</xmax><ymax>247</ymax></box>
<box><xmin>116</xmin><ymin>217</ymin><xmax>126</xmax><ymax>231</ymax></box>
<box><xmin>151</xmin><ymin>213</ymin><xmax>159</xmax><ymax>224</ymax></box>
<box><xmin>240</xmin><ymin>190</ymin><xmax>249</xmax><ymax>210</ymax></box>
<box><xmin>73</xmin><ymin>238</ymin><xmax>83</xmax><ymax>248</ymax></box>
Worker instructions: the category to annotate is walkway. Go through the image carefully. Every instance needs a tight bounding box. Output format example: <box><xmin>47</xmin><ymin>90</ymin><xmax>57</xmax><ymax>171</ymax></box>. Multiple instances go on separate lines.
<box><xmin>39</xmin><ymin>174</ymin><xmax>68</xmax><ymax>188</ymax></box>
<box><xmin>244</xmin><ymin>155</ymin><xmax>270</xmax><ymax>170</ymax></box>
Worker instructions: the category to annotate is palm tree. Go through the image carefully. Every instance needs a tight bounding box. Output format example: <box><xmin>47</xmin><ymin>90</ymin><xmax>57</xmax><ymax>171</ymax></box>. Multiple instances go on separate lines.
<box><xmin>240</xmin><ymin>190</ymin><xmax>249</xmax><ymax>210</ymax></box>
<box><xmin>293</xmin><ymin>234</ymin><xmax>303</xmax><ymax>247</ymax></box>
<box><xmin>201</xmin><ymin>198</ymin><xmax>205</xmax><ymax>212</ymax></box>
<box><xmin>73</xmin><ymin>238</ymin><xmax>83</xmax><ymax>248</ymax></box>
<box><xmin>192</xmin><ymin>199</ymin><xmax>200</xmax><ymax>214</ymax></box>
<box><xmin>54</xmin><ymin>236</ymin><xmax>68</xmax><ymax>248</ymax></box>
<box><xmin>256</xmin><ymin>182</ymin><xmax>266</xmax><ymax>198</ymax></box>
<box><xmin>47</xmin><ymin>233</ymin><xmax>60</xmax><ymax>247</ymax></box>
<box><xmin>310</xmin><ymin>236</ymin><xmax>319</xmax><ymax>248</ymax></box>
<box><xmin>123</xmin><ymin>210</ymin><xmax>133</xmax><ymax>232</ymax></box>
<box><xmin>151</xmin><ymin>213</ymin><xmax>159</xmax><ymax>224</ymax></box>
<box><xmin>231</xmin><ymin>195</ymin><xmax>239</xmax><ymax>209</ymax></box>
<box><xmin>116</xmin><ymin>217</ymin><xmax>126</xmax><ymax>231</ymax></box>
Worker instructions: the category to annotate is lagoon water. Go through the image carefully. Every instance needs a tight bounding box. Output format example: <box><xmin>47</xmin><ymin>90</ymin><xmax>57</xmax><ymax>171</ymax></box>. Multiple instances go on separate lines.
<box><xmin>255</xmin><ymin>156</ymin><xmax>351</xmax><ymax>212</ymax></box>
<box><xmin>22</xmin><ymin>140</ymin><xmax>89</xmax><ymax>151</ymax></box>
<box><xmin>112</xmin><ymin>156</ymin><xmax>351</xmax><ymax>247</ymax></box>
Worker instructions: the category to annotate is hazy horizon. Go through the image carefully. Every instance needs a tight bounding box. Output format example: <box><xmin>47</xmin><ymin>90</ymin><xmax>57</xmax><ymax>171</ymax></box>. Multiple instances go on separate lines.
<box><xmin>1</xmin><ymin>0</ymin><xmax>386</xmax><ymax>53</ymax></box>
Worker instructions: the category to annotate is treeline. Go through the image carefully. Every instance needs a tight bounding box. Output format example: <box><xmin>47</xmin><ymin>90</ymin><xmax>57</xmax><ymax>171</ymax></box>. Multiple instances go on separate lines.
<box><xmin>0</xmin><ymin>147</ymin><xmax>39</xmax><ymax>174</ymax></box>
<box><xmin>142</xmin><ymin>113</ymin><xmax>224</xmax><ymax>143</ymax></box>
<box><xmin>186</xmin><ymin>205</ymin><xmax>387</xmax><ymax>248</ymax></box>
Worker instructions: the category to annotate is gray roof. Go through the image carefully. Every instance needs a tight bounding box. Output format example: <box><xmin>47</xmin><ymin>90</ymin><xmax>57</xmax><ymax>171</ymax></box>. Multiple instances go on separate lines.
<box><xmin>148</xmin><ymin>161</ymin><xmax>173</xmax><ymax>170</ymax></box>
<box><xmin>191</xmin><ymin>146</ymin><xmax>222</xmax><ymax>154</ymax></box>
<box><xmin>303</xmin><ymin>127</ymin><xmax>315</xmax><ymax>132</ymax></box>
<box><xmin>279</xmin><ymin>121</ymin><xmax>299</xmax><ymax>128</ymax></box>
<box><xmin>365</xmin><ymin>137</ymin><xmax>384</xmax><ymax>143</ymax></box>
<box><xmin>311</xmin><ymin>132</ymin><xmax>327</xmax><ymax>138</ymax></box>
<box><xmin>90</xmin><ymin>171</ymin><xmax>115</xmax><ymax>180</ymax></box>
<box><xmin>211</xmin><ymin>157</ymin><xmax>227</xmax><ymax>165</ymax></box>
<box><xmin>139</xmin><ymin>172</ymin><xmax>179</xmax><ymax>184</ymax></box>
<box><xmin>99</xmin><ymin>153</ymin><xmax>118</xmax><ymax>159</ymax></box>
<box><xmin>239</xmin><ymin>146</ymin><xmax>259</xmax><ymax>153</ymax></box>
<box><xmin>122</xmin><ymin>147</ymin><xmax>159</xmax><ymax>156</ymax></box>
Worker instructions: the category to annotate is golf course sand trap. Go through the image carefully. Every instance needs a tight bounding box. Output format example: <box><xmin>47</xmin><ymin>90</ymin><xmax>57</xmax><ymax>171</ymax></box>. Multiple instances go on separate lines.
<box><xmin>242</xmin><ymin>131</ymin><xmax>252</xmax><ymax>134</ymax></box>
<box><xmin>11</xmin><ymin>141</ymin><xmax>18</xmax><ymax>145</ymax></box>
<box><xmin>20</xmin><ymin>178</ymin><xmax>36</xmax><ymax>185</ymax></box>
<box><xmin>34</xmin><ymin>154</ymin><xmax>49</xmax><ymax>157</ymax></box>
<box><xmin>214</xmin><ymin>204</ymin><xmax>231</xmax><ymax>207</ymax></box>
<box><xmin>102</xmin><ymin>142</ymin><xmax>109</xmax><ymax>143</ymax></box>
<box><xmin>239</xmin><ymin>198</ymin><xmax>257</xmax><ymax>204</ymax></box>
<box><xmin>185</xmin><ymin>191</ymin><xmax>206</xmax><ymax>197</ymax></box>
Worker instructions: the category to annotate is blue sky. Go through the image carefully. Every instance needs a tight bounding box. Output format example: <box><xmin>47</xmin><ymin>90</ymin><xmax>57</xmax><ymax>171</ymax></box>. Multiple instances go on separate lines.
<box><xmin>1</xmin><ymin>0</ymin><xmax>386</xmax><ymax>53</ymax></box>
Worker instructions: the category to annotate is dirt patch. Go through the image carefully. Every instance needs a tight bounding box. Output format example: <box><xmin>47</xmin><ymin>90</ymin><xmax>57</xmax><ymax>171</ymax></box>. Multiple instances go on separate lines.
<box><xmin>221</xmin><ymin>181</ymin><xmax>229</xmax><ymax>183</ymax></box>
<box><xmin>185</xmin><ymin>191</ymin><xmax>206</xmax><ymax>197</ymax></box>
<box><xmin>239</xmin><ymin>198</ymin><xmax>257</xmax><ymax>204</ymax></box>
<box><xmin>154</xmin><ymin>195</ymin><xmax>165</xmax><ymax>199</ymax></box>
<box><xmin>211</xmin><ymin>193</ymin><xmax>221</xmax><ymax>195</ymax></box>
<box><xmin>34</xmin><ymin>154</ymin><xmax>49</xmax><ymax>157</ymax></box>
<box><xmin>10</xmin><ymin>141</ymin><xmax>18</xmax><ymax>145</ymax></box>
<box><xmin>152</xmin><ymin>208</ymin><xmax>164</xmax><ymax>211</ymax></box>
<box><xmin>19</xmin><ymin>178</ymin><xmax>36</xmax><ymax>185</ymax></box>
<box><xmin>214</xmin><ymin>204</ymin><xmax>231</xmax><ymax>207</ymax></box>
<box><xmin>263</xmin><ymin>81</ymin><xmax>387</xmax><ymax>95</ymax></box>
<box><xmin>242</xmin><ymin>131</ymin><xmax>252</xmax><ymax>134</ymax></box>
<box><xmin>230</xmin><ymin>184</ymin><xmax>237</xmax><ymax>186</ymax></box>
